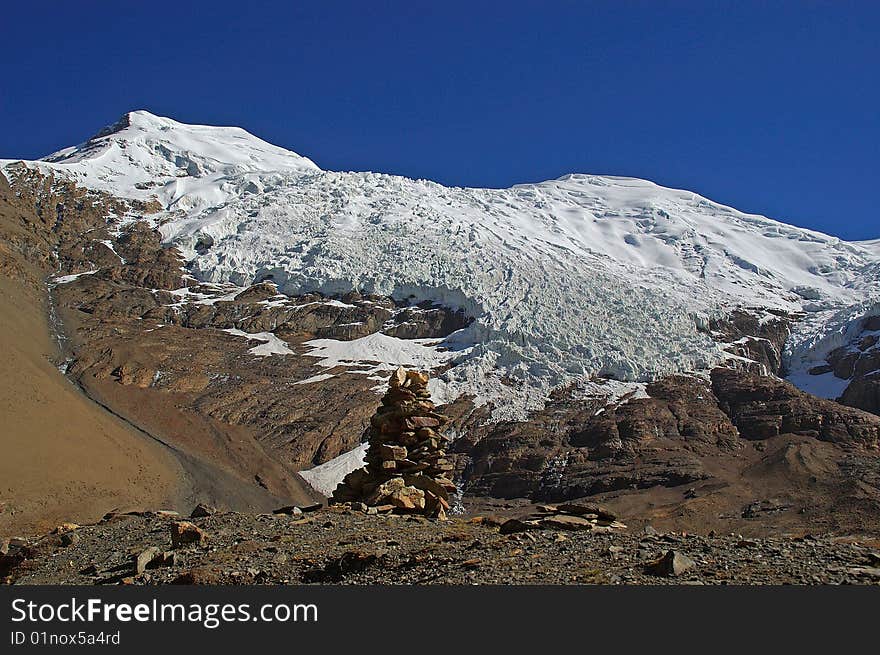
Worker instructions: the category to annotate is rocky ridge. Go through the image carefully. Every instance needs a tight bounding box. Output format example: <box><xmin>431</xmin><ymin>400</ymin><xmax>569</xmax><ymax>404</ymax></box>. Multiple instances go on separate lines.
<box><xmin>456</xmin><ymin>370</ymin><xmax>879</xmax><ymax>507</ymax></box>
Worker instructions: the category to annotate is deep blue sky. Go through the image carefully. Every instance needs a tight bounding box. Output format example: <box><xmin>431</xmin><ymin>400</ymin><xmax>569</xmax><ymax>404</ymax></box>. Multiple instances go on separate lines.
<box><xmin>1</xmin><ymin>1</ymin><xmax>877</xmax><ymax>239</ymax></box>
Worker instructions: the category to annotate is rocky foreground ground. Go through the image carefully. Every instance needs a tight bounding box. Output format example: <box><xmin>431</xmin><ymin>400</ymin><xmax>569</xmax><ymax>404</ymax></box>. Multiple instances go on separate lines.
<box><xmin>4</xmin><ymin>504</ymin><xmax>880</xmax><ymax>586</ymax></box>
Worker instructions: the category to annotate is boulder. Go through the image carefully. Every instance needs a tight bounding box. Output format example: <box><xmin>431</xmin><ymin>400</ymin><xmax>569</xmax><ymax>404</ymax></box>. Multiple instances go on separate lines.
<box><xmin>647</xmin><ymin>550</ymin><xmax>696</xmax><ymax>577</ymax></box>
<box><xmin>170</xmin><ymin>521</ymin><xmax>207</xmax><ymax>548</ymax></box>
<box><xmin>499</xmin><ymin>518</ymin><xmax>540</xmax><ymax>534</ymax></box>
<box><xmin>556</xmin><ymin>502</ymin><xmax>617</xmax><ymax>521</ymax></box>
<box><xmin>52</xmin><ymin>522</ymin><xmax>80</xmax><ymax>534</ymax></box>
<box><xmin>388</xmin><ymin>485</ymin><xmax>425</xmax><ymax>511</ymax></box>
<box><xmin>538</xmin><ymin>515</ymin><xmax>595</xmax><ymax>530</ymax></box>
<box><xmin>366</xmin><ymin>477</ymin><xmax>406</xmax><ymax>505</ymax></box>
<box><xmin>135</xmin><ymin>546</ymin><xmax>162</xmax><ymax>574</ymax></box>
<box><xmin>190</xmin><ymin>503</ymin><xmax>216</xmax><ymax>518</ymax></box>
<box><xmin>378</xmin><ymin>444</ymin><xmax>408</xmax><ymax>461</ymax></box>
<box><xmin>60</xmin><ymin>532</ymin><xmax>80</xmax><ymax>547</ymax></box>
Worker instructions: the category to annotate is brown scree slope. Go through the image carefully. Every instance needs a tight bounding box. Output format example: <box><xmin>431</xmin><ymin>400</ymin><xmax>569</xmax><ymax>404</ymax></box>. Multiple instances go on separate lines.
<box><xmin>0</xmin><ymin>171</ymin><xmax>186</xmax><ymax>535</ymax></box>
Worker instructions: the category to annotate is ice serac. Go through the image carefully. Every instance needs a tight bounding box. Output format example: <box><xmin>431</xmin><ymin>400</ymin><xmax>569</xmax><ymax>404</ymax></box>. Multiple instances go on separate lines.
<box><xmin>2</xmin><ymin>111</ymin><xmax>879</xmax><ymax>418</ymax></box>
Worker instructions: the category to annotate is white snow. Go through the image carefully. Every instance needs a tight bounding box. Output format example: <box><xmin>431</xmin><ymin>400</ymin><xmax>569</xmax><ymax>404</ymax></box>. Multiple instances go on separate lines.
<box><xmin>51</xmin><ymin>270</ymin><xmax>98</xmax><ymax>284</ymax></box>
<box><xmin>298</xmin><ymin>443</ymin><xmax>368</xmax><ymax>497</ymax></box>
<box><xmin>857</xmin><ymin>238</ymin><xmax>880</xmax><ymax>255</ymax></box>
<box><xmin>785</xmin><ymin>369</ymin><xmax>850</xmax><ymax>400</ymax></box>
<box><xmin>1</xmin><ymin>110</ymin><xmax>317</xmax><ymax>216</ymax></box>
<box><xmin>301</xmin><ymin>333</ymin><xmax>458</xmax><ymax>375</ymax></box>
<box><xmin>223</xmin><ymin>328</ymin><xmax>294</xmax><ymax>357</ymax></box>
<box><xmin>193</xmin><ymin>287</ymin><xmax>244</xmax><ymax>305</ymax></box>
<box><xmin>294</xmin><ymin>373</ymin><xmax>335</xmax><ymax>385</ymax></box>
<box><xmin>5</xmin><ymin>111</ymin><xmax>880</xmax><ymax>417</ymax></box>
<box><xmin>322</xmin><ymin>299</ymin><xmax>356</xmax><ymax>309</ymax></box>
<box><xmin>98</xmin><ymin>239</ymin><xmax>125</xmax><ymax>263</ymax></box>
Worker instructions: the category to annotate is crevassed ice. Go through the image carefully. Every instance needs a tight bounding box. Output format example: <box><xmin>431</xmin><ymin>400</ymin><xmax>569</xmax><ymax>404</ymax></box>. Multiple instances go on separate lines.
<box><xmin>3</xmin><ymin>111</ymin><xmax>879</xmax><ymax>417</ymax></box>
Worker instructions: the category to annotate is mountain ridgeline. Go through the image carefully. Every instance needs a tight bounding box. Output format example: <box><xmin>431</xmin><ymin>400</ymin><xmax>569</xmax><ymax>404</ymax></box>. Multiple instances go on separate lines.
<box><xmin>1</xmin><ymin>111</ymin><xmax>879</xmax><ymax>538</ymax></box>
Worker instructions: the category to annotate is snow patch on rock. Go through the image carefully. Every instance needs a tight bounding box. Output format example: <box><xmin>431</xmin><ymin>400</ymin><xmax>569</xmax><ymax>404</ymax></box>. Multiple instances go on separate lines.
<box><xmin>294</xmin><ymin>373</ymin><xmax>336</xmax><ymax>386</ymax></box>
<box><xmin>51</xmin><ymin>270</ymin><xmax>99</xmax><ymax>285</ymax></box>
<box><xmin>301</xmin><ymin>332</ymin><xmax>459</xmax><ymax>375</ymax></box>
<box><xmin>223</xmin><ymin>328</ymin><xmax>294</xmax><ymax>357</ymax></box>
<box><xmin>299</xmin><ymin>443</ymin><xmax>368</xmax><ymax>497</ymax></box>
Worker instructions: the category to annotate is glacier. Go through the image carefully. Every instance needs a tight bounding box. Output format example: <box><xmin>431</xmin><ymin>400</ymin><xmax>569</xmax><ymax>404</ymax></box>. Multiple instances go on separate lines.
<box><xmin>3</xmin><ymin>110</ymin><xmax>878</xmax><ymax>417</ymax></box>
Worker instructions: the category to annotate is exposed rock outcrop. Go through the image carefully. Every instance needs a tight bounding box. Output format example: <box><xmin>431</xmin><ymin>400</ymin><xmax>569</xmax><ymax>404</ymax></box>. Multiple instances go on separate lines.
<box><xmin>708</xmin><ymin>309</ymin><xmax>793</xmax><ymax>376</ymax></box>
<box><xmin>460</xmin><ymin>367</ymin><xmax>880</xmax><ymax>505</ymax></box>
<box><xmin>498</xmin><ymin>502</ymin><xmax>626</xmax><ymax>534</ymax></box>
<box><xmin>831</xmin><ymin>316</ymin><xmax>880</xmax><ymax>416</ymax></box>
<box><xmin>711</xmin><ymin>368</ymin><xmax>879</xmax><ymax>446</ymax></box>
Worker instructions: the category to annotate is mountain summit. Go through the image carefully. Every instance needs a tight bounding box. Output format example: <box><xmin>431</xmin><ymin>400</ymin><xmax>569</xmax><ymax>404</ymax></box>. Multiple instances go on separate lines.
<box><xmin>37</xmin><ymin>110</ymin><xmax>319</xmax><ymax>207</ymax></box>
<box><xmin>3</xmin><ymin>112</ymin><xmax>879</xmax><ymax>417</ymax></box>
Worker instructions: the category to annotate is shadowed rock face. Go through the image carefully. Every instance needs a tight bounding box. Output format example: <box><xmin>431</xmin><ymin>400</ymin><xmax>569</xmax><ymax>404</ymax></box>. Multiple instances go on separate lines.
<box><xmin>382</xmin><ymin>304</ymin><xmax>472</xmax><ymax>339</ymax></box>
<box><xmin>830</xmin><ymin>317</ymin><xmax>880</xmax><ymax>416</ymax></box>
<box><xmin>457</xmin><ymin>369</ymin><xmax>880</xmax><ymax>530</ymax></box>
<box><xmin>710</xmin><ymin>368</ymin><xmax>879</xmax><ymax>446</ymax></box>
<box><xmin>796</xmin><ymin>315</ymin><xmax>880</xmax><ymax>417</ymax></box>
<box><xmin>708</xmin><ymin>309</ymin><xmax>793</xmax><ymax>376</ymax></box>
<box><xmin>841</xmin><ymin>376</ymin><xmax>880</xmax><ymax>416</ymax></box>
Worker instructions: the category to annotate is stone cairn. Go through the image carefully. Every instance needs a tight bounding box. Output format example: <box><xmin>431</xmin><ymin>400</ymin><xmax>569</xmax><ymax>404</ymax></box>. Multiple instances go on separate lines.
<box><xmin>330</xmin><ymin>367</ymin><xmax>457</xmax><ymax>519</ymax></box>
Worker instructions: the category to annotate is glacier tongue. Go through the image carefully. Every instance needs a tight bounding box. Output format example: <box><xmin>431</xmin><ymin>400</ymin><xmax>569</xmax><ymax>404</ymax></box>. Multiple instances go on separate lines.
<box><xmin>3</xmin><ymin>111</ymin><xmax>879</xmax><ymax>417</ymax></box>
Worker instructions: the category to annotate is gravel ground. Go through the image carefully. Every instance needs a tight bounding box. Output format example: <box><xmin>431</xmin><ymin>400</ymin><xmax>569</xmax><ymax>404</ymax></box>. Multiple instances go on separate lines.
<box><xmin>5</xmin><ymin>507</ymin><xmax>880</xmax><ymax>585</ymax></box>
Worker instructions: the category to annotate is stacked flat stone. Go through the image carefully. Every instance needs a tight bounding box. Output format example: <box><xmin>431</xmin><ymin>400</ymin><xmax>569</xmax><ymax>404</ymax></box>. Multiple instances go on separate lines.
<box><xmin>330</xmin><ymin>367</ymin><xmax>457</xmax><ymax>519</ymax></box>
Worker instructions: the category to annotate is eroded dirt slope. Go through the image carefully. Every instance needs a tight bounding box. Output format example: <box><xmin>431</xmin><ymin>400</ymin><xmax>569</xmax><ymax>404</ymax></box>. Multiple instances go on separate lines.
<box><xmin>0</xmin><ymin>173</ymin><xmax>185</xmax><ymax>535</ymax></box>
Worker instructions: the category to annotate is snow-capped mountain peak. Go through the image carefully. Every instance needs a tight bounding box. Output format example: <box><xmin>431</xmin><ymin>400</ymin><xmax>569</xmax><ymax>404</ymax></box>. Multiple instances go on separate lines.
<box><xmin>45</xmin><ymin>109</ymin><xmax>319</xmax><ymax>172</ymax></box>
<box><xmin>2</xmin><ymin>112</ymin><xmax>879</xmax><ymax>417</ymax></box>
<box><xmin>24</xmin><ymin>111</ymin><xmax>319</xmax><ymax>216</ymax></box>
